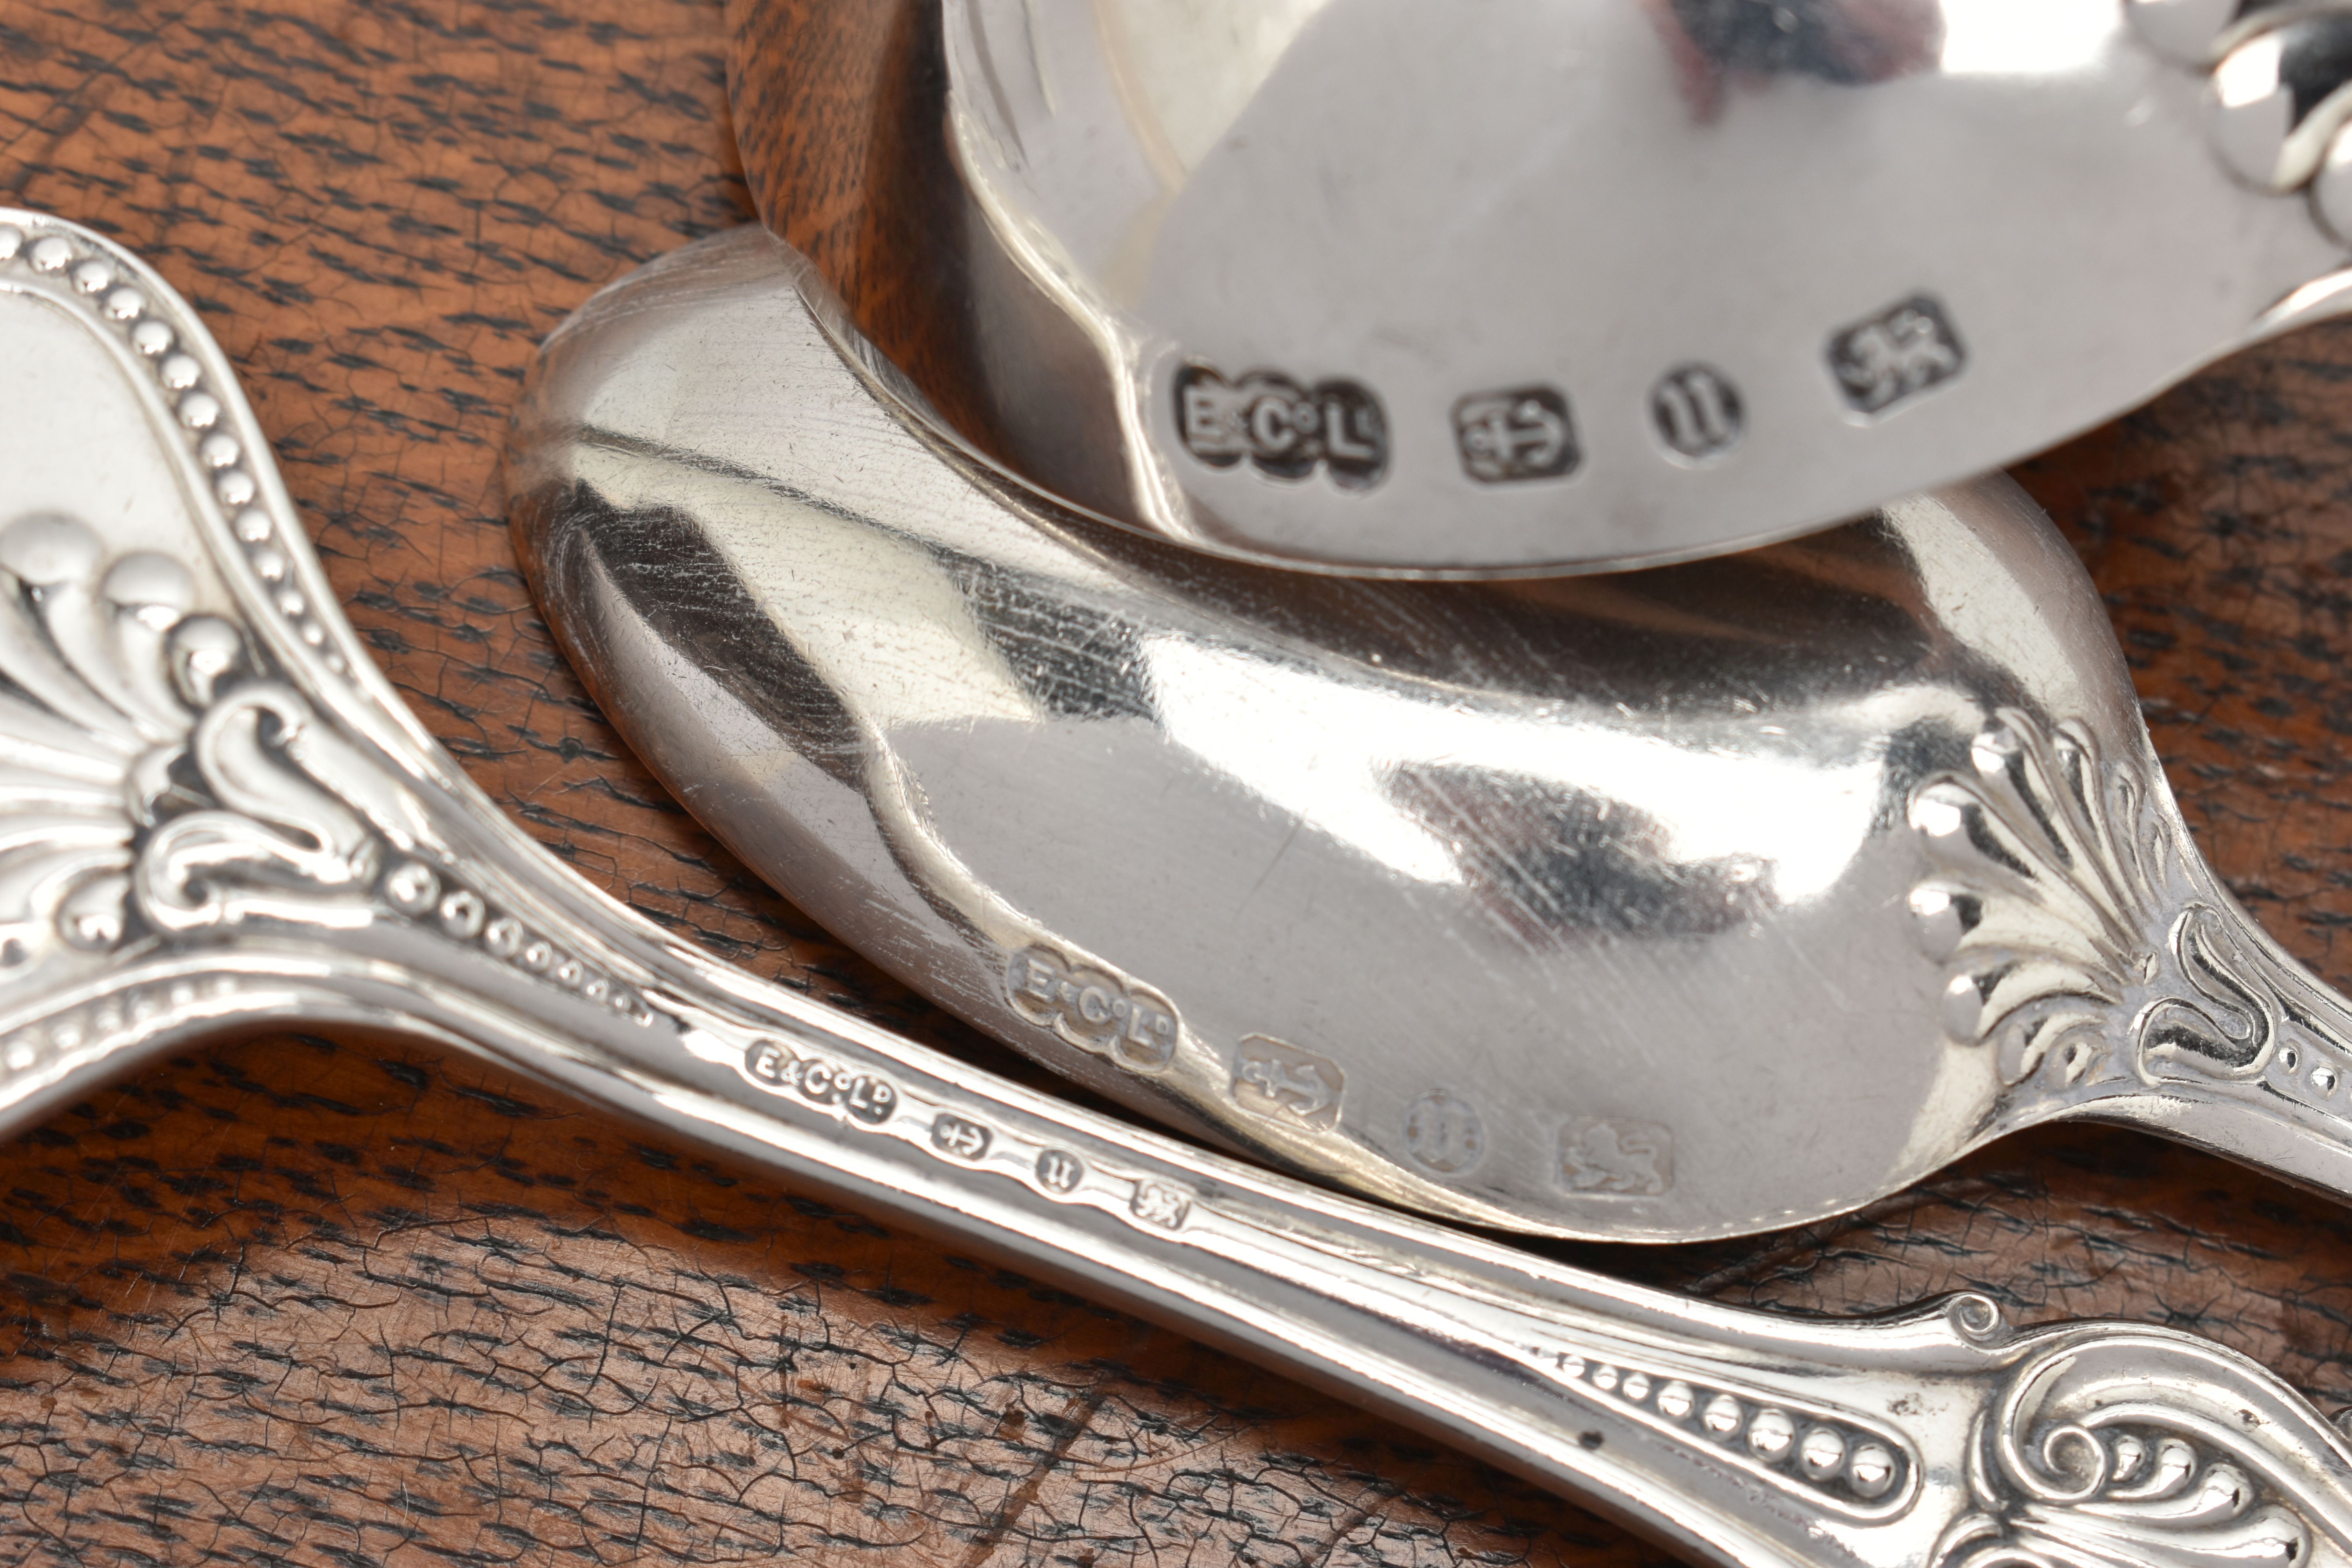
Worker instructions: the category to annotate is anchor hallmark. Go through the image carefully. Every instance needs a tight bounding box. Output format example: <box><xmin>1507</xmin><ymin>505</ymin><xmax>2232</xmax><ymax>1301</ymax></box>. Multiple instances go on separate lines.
<box><xmin>1232</xmin><ymin>1034</ymin><xmax>1346</xmax><ymax>1132</ymax></box>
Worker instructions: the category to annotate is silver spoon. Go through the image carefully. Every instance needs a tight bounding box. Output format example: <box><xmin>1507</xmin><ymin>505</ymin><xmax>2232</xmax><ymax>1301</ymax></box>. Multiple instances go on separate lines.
<box><xmin>8</xmin><ymin>205</ymin><xmax>2352</xmax><ymax>1568</ymax></box>
<box><xmin>512</xmin><ymin>223</ymin><xmax>2352</xmax><ymax>1245</ymax></box>
<box><xmin>731</xmin><ymin>0</ymin><xmax>2352</xmax><ymax>573</ymax></box>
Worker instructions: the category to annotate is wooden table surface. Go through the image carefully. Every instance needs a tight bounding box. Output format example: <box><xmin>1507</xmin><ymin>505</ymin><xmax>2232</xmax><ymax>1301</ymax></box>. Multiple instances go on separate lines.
<box><xmin>10</xmin><ymin>4</ymin><xmax>2352</xmax><ymax>1564</ymax></box>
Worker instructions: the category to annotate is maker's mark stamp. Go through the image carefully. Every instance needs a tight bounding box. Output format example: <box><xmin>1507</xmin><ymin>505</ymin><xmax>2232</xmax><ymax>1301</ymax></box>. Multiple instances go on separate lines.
<box><xmin>1829</xmin><ymin>294</ymin><xmax>1964</xmax><ymax>416</ymax></box>
<box><xmin>1452</xmin><ymin>385</ymin><xmax>1579</xmax><ymax>483</ymax></box>
<box><xmin>1175</xmin><ymin>363</ymin><xmax>1388</xmax><ymax>489</ymax></box>
<box><xmin>744</xmin><ymin>1041</ymin><xmax>899</xmax><ymax>1125</ymax></box>
<box><xmin>1559</xmin><ymin>1116</ymin><xmax>1673</xmax><ymax>1196</ymax></box>
<box><xmin>1232</xmin><ymin>1034</ymin><xmax>1345</xmax><ymax>1131</ymax></box>
<box><xmin>1005</xmin><ymin>946</ymin><xmax>1178</xmax><ymax>1073</ymax></box>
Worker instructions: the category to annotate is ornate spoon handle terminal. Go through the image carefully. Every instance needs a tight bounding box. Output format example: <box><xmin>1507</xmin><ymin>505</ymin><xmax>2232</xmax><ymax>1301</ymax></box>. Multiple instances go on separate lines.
<box><xmin>2</xmin><ymin>209</ymin><xmax>2349</xmax><ymax>1568</ymax></box>
<box><xmin>1904</xmin><ymin>705</ymin><xmax>2352</xmax><ymax>1204</ymax></box>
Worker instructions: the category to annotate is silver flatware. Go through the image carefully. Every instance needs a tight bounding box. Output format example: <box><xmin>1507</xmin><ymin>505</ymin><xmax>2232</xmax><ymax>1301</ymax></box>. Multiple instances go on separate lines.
<box><xmin>733</xmin><ymin>0</ymin><xmax>2352</xmax><ymax>573</ymax></box>
<box><xmin>9</xmin><ymin>203</ymin><xmax>2352</xmax><ymax>1568</ymax></box>
<box><xmin>513</xmin><ymin>223</ymin><xmax>2352</xmax><ymax>1245</ymax></box>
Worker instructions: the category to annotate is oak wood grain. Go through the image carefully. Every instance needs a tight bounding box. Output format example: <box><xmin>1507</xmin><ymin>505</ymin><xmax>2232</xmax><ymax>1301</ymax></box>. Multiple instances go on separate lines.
<box><xmin>7</xmin><ymin>3</ymin><xmax>2352</xmax><ymax>1564</ymax></box>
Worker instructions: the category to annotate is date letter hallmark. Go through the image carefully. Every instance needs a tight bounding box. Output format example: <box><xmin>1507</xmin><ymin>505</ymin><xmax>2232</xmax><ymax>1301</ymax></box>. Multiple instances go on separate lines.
<box><xmin>1649</xmin><ymin>365</ymin><xmax>1743</xmax><ymax>462</ymax></box>
<box><xmin>1452</xmin><ymin>385</ymin><xmax>1579</xmax><ymax>483</ymax></box>
<box><xmin>1035</xmin><ymin>1148</ymin><xmax>1086</xmax><ymax>1194</ymax></box>
<box><xmin>1402</xmin><ymin>1089</ymin><xmax>1487</xmax><ymax>1176</ymax></box>
<box><xmin>1829</xmin><ymin>294</ymin><xmax>1964</xmax><ymax>416</ymax></box>
<box><xmin>1005</xmin><ymin>946</ymin><xmax>1179</xmax><ymax>1073</ymax></box>
<box><xmin>1176</xmin><ymin>364</ymin><xmax>1388</xmax><ymax>489</ymax></box>
<box><xmin>1232</xmin><ymin>1034</ymin><xmax>1345</xmax><ymax>1131</ymax></box>
<box><xmin>1559</xmin><ymin>1116</ymin><xmax>1674</xmax><ymax>1197</ymax></box>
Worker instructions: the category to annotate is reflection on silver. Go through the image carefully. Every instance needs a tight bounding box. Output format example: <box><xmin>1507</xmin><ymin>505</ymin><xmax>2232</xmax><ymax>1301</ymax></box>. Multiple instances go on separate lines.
<box><xmin>735</xmin><ymin>0</ymin><xmax>2352</xmax><ymax>572</ymax></box>
<box><xmin>1943</xmin><ymin>0</ymin><xmax>2116</xmax><ymax>74</ymax></box>
<box><xmin>2206</xmin><ymin>11</ymin><xmax>2352</xmax><ymax>190</ymax></box>
<box><xmin>516</xmin><ymin>226</ymin><xmax>2352</xmax><ymax>1243</ymax></box>
<box><xmin>13</xmin><ymin>200</ymin><xmax>2352</xmax><ymax>1568</ymax></box>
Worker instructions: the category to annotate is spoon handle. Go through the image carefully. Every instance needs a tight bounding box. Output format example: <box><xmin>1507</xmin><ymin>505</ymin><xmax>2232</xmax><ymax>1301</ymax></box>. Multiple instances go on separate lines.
<box><xmin>5</xmin><ymin>207</ymin><xmax>2352</xmax><ymax>1568</ymax></box>
<box><xmin>2078</xmin><ymin>901</ymin><xmax>2352</xmax><ymax>1202</ymax></box>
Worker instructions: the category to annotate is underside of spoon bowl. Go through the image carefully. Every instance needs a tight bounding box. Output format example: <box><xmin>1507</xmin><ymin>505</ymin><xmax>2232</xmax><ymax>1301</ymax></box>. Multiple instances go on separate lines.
<box><xmin>509</xmin><ymin>226</ymin><xmax>2186</xmax><ymax>1241</ymax></box>
<box><xmin>728</xmin><ymin>0</ymin><xmax>2352</xmax><ymax>573</ymax></box>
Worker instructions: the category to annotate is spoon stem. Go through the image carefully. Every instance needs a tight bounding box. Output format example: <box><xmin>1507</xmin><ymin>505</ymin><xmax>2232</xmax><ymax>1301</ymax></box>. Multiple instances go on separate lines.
<box><xmin>2083</xmin><ymin>895</ymin><xmax>2352</xmax><ymax>1201</ymax></box>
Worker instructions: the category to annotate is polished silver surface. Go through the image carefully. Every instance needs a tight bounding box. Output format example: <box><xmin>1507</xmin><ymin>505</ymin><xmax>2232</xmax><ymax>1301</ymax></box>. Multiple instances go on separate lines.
<box><xmin>2205</xmin><ymin>7</ymin><xmax>2352</xmax><ymax>190</ymax></box>
<box><xmin>514</xmin><ymin>225</ymin><xmax>2352</xmax><ymax>1243</ymax></box>
<box><xmin>14</xmin><ymin>200</ymin><xmax>2352</xmax><ymax>1568</ymax></box>
<box><xmin>739</xmin><ymin>0</ymin><xmax>2352</xmax><ymax>574</ymax></box>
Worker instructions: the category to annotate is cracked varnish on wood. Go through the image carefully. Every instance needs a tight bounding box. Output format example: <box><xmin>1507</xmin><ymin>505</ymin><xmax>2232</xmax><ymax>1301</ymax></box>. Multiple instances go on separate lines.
<box><xmin>9</xmin><ymin>2</ymin><xmax>2352</xmax><ymax>1565</ymax></box>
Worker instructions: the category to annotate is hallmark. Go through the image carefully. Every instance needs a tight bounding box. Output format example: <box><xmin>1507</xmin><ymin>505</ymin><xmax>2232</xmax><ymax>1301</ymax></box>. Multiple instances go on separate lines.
<box><xmin>743</xmin><ymin>1041</ymin><xmax>899</xmax><ymax>1125</ymax></box>
<box><xmin>1828</xmin><ymin>294</ymin><xmax>1963</xmax><ymax>416</ymax></box>
<box><xmin>1130</xmin><ymin>1180</ymin><xmax>1191</xmax><ymax>1230</ymax></box>
<box><xmin>1650</xmin><ymin>365</ymin><xmax>1742</xmax><ymax>461</ymax></box>
<box><xmin>1452</xmin><ymin>384</ymin><xmax>1578</xmax><ymax>483</ymax></box>
<box><xmin>1035</xmin><ymin>1148</ymin><xmax>1085</xmax><ymax>1194</ymax></box>
<box><xmin>1175</xmin><ymin>364</ymin><xmax>1388</xmax><ymax>488</ymax></box>
<box><xmin>932</xmin><ymin>1112</ymin><xmax>992</xmax><ymax>1161</ymax></box>
<box><xmin>1232</xmin><ymin>1034</ymin><xmax>1345</xmax><ymax>1131</ymax></box>
<box><xmin>1402</xmin><ymin>1089</ymin><xmax>1486</xmax><ymax>1175</ymax></box>
<box><xmin>1005</xmin><ymin>945</ymin><xmax>1178</xmax><ymax>1072</ymax></box>
<box><xmin>1559</xmin><ymin>1116</ymin><xmax>1674</xmax><ymax>1196</ymax></box>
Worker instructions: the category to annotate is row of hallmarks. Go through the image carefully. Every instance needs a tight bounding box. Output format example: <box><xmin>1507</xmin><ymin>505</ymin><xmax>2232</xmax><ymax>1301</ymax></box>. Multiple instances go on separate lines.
<box><xmin>724</xmin><ymin>1036</ymin><xmax>1895</xmax><ymax>1522</ymax></box>
<box><xmin>726</xmin><ymin>1036</ymin><xmax>1899</xmax><ymax>1523</ymax></box>
<box><xmin>1173</xmin><ymin>292</ymin><xmax>1964</xmax><ymax>487</ymax></box>
<box><xmin>1003</xmin><ymin>950</ymin><xmax>1674</xmax><ymax>1196</ymax></box>
<box><xmin>1388</xmin><ymin>1082</ymin><xmax>1673</xmax><ymax>1197</ymax></box>
<box><xmin>1223</xmin><ymin>1035</ymin><xmax>1675</xmax><ymax>1198</ymax></box>
<box><xmin>740</xmin><ymin>1038</ymin><xmax>1193</xmax><ymax>1232</ymax></box>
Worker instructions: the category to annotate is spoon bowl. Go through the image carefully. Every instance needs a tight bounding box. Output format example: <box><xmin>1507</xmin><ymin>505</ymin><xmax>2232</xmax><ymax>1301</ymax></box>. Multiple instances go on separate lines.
<box><xmin>730</xmin><ymin>0</ymin><xmax>2352</xmax><ymax>573</ymax></box>
<box><xmin>513</xmin><ymin>224</ymin><xmax>2352</xmax><ymax>1241</ymax></box>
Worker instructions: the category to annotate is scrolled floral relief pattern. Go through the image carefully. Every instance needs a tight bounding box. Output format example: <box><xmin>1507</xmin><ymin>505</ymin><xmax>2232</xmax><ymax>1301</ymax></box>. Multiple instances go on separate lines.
<box><xmin>0</xmin><ymin>511</ymin><xmax>377</xmax><ymax>965</ymax></box>
<box><xmin>0</xmin><ymin>511</ymin><xmax>650</xmax><ymax>1034</ymax></box>
<box><xmin>1909</xmin><ymin>709</ymin><xmax>2278</xmax><ymax>1091</ymax></box>
<box><xmin>1935</xmin><ymin>1324</ymin><xmax>2340</xmax><ymax>1568</ymax></box>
